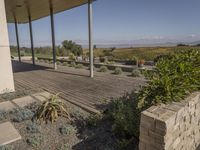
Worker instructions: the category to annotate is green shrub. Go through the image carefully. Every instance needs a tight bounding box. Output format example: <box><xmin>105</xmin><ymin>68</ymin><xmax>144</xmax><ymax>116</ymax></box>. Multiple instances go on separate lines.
<box><xmin>106</xmin><ymin>92</ymin><xmax>140</xmax><ymax>138</ymax></box>
<box><xmin>26</xmin><ymin>135</ymin><xmax>43</xmax><ymax>148</ymax></box>
<box><xmin>57</xmin><ymin>61</ymin><xmax>61</xmax><ymax>65</ymax></box>
<box><xmin>57</xmin><ymin>144</ymin><xmax>71</xmax><ymax>150</ymax></box>
<box><xmin>11</xmin><ymin>108</ymin><xmax>34</xmax><ymax>122</ymax></box>
<box><xmin>86</xmin><ymin>114</ymin><xmax>102</xmax><ymax>127</ymax></box>
<box><xmin>131</xmin><ymin>69</ymin><xmax>142</xmax><ymax>77</ymax></box>
<box><xmin>99</xmin><ymin>66</ymin><xmax>108</xmax><ymax>72</ymax></box>
<box><xmin>114</xmin><ymin>67</ymin><xmax>123</xmax><ymax>75</ymax></box>
<box><xmin>75</xmin><ymin>64</ymin><xmax>84</xmax><ymax>69</ymax></box>
<box><xmin>59</xmin><ymin>124</ymin><xmax>76</xmax><ymax>135</ymax></box>
<box><xmin>0</xmin><ymin>145</ymin><xmax>14</xmax><ymax>150</ymax></box>
<box><xmin>69</xmin><ymin>61</ymin><xmax>76</xmax><ymax>67</ymax></box>
<box><xmin>26</xmin><ymin>122</ymin><xmax>40</xmax><ymax>133</ymax></box>
<box><xmin>62</xmin><ymin>62</ymin><xmax>68</xmax><ymax>66</ymax></box>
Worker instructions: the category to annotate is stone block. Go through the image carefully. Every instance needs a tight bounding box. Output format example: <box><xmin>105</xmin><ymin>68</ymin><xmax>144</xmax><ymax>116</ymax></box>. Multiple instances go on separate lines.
<box><xmin>12</xmin><ymin>96</ymin><xmax>36</xmax><ymax>107</ymax></box>
<box><xmin>32</xmin><ymin>91</ymin><xmax>51</xmax><ymax>102</ymax></box>
<box><xmin>0</xmin><ymin>101</ymin><xmax>15</xmax><ymax>111</ymax></box>
<box><xmin>0</xmin><ymin>122</ymin><xmax>21</xmax><ymax>146</ymax></box>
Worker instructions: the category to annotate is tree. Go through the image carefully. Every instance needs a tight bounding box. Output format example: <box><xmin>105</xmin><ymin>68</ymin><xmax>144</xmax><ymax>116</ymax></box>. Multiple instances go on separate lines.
<box><xmin>61</xmin><ymin>40</ymin><xmax>83</xmax><ymax>56</ymax></box>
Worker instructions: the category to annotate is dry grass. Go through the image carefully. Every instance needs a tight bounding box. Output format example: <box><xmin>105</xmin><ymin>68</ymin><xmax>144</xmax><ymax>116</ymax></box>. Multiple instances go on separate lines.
<box><xmin>84</xmin><ymin>46</ymin><xmax>200</xmax><ymax>61</ymax></box>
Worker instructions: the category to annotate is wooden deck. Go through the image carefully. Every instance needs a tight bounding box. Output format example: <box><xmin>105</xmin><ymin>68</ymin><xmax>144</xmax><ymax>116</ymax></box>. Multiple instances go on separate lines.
<box><xmin>13</xmin><ymin>60</ymin><xmax>144</xmax><ymax>113</ymax></box>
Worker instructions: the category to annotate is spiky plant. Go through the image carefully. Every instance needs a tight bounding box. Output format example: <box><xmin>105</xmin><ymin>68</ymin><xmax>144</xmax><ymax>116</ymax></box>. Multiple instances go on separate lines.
<box><xmin>33</xmin><ymin>94</ymin><xmax>70</xmax><ymax>123</ymax></box>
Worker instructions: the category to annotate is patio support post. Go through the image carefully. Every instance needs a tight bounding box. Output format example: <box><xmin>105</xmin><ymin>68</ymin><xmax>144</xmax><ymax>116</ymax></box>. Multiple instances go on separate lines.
<box><xmin>14</xmin><ymin>18</ymin><xmax>21</xmax><ymax>62</ymax></box>
<box><xmin>0</xmin><ymin>0</ymin><xmax>15</xmax><ymax>93</ymax></box>
<box><xmin>28</xmin><ymin>14</ymin><xmax>35</xmax><ymax>65</ymax></box>
<box><xmin>50</xmin><ymin>0</ymin><xmax>57</xmax><ymax>70</ymax></box>
<box><xmin>88</xmin><ymin>0</ymin><xmax>94</xmax><ymax>78</ymax></box>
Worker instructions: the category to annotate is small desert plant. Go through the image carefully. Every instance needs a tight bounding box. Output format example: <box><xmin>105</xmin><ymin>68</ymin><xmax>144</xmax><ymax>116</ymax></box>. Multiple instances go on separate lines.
<box><xmin>75</xmin><ymin>64</ymin><xmax>84</xmax><ymax>69</ymax></box>
<box><xmin>131</xmin><ymin>56</ymin><xmax>138</xmax><ymax>66</ymax></box>
<box><xmin>0</xmin><ymin>145</ymin><xmax>14</xmax><ymax>150</ymax></box>
<box><xmin>49</xmin><ymin>60</ymin><xmax>54</xmax><ymax>64</ymax></box>
<box><xmin>57</xmin><ymin>61</ymin><xmax>61</xmax><ymax>65</ymax></box>
<box><xmin>57</xmin><ymin>144</ymin><xmax>71</xmax><ymax>150</ymax></box>
<box><xmin>99</xmin><ymin>66</ymin><xmax>108</xmax><ymax>72</ymax></box>
<box><xmin>62</xmin><ymin>62</ymin><xmax>68</xmax><ymax>66</ymax></box>
<box><xmin>131</xmin><ymin>69</ymin><xmax>142</xmax><ymax>77</ymax></box>
<box><xmin>26</xmin><ymin>122</ymin><xmax>40</xmax><ymax>133</ymax></box>
<box><xmin>86</xmin><ymin>114</ymin><xmax>102</xmax><ymax>127</ymax></box>
<box><xmin>114</xmin><ymin>67</ymin><xmax>123</xmax><ymax>75</ymax></box>
<box><xmin>11</xmin><ymin>108</ymin><xmax>34</xmax><ymax>122</ymax></box>
<box><xmin>69</xmin><ymin>61</ymin><xmax>76</xmax><ymax>67</ymax></box>
<box><xmin>0</xmin><ymin>110</ymin><xmax>7</xmax><ymax>121</ymax></box>
<box><xmin>33</xmin><ymin>94</ymin><xmax>70</xmax><ymax>123</ymax></box>
<box><xmin>44</xmin><ymin>59</ymin><xmax>49</xmax><ymax>63</ymax></box>
<box><xmin>26</xmin><ymin>135</ymin><xmax>43</xmax><ymax>148</ymax></box>
<box><xmin>59</xmin><ymin>124</ymin><xmax>76</xmax><ymax>135</ymax></box>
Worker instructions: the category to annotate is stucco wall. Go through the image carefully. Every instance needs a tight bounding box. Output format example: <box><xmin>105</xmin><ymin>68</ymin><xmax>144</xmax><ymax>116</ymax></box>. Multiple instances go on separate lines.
<box><xmin>0</xmin><ymin>0</ymin><xmax>15</xmax><ymax>93</ymax></box>
<box><xmin>139</xmin><ymin>92</ymin><xmax>200</xmax><ymax>150</ymax></box>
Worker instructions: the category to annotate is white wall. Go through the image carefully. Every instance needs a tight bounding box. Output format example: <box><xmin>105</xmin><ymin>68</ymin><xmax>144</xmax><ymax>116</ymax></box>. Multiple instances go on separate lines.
<box><xmin>0</xmin><ymin>0</ymin><xmax>15</xmax><ymax>93</ymax></box>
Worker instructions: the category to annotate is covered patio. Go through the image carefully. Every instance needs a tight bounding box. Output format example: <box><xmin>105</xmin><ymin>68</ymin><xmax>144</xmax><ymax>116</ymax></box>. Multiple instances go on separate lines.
<box><xmin>0</xmin><ymin>0</ymin><xmax>144</xmax><ymax>113</ymax></box>
<box><xmin>0</xmin><ymin>0</ymin><xmax>94</xmax><ymax>94</ymax></box>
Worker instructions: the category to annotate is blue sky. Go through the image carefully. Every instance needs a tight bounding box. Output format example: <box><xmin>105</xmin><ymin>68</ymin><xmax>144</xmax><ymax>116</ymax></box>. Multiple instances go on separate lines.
<box><xmin>8</xmin><ymin>0</ymin><xmax>200</xmax><ymax>47</ymax></box>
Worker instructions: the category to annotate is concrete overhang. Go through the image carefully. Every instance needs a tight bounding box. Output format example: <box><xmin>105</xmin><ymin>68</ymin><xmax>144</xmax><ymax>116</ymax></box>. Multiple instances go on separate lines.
<box><xmin>5</xmin><ymin>0</ymin><xmax>90</xmax><ymax>24</ymax></box>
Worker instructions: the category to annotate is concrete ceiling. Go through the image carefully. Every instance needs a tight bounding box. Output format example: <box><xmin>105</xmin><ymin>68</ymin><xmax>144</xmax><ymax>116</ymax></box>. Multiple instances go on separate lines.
<box><xmin>5</xmin><ymin>0</ymin><xmax>89</xmax><ymax>24</ymax></box>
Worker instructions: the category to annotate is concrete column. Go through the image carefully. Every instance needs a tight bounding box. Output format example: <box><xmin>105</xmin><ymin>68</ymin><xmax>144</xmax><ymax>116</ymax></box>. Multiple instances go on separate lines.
<box><xmin>50</xmin><ymin>1</ymin><xmax>57</xmax><ymax>70</ymax></box>
<box><xmin>0</xmin><ymin>0</ymin><xmax>15</xmax><ymax>93</ymax></box>
<box><xmin>88</xmin><ymin>0</ymin><xmax>94</xmax><ymax>78</ymax></box>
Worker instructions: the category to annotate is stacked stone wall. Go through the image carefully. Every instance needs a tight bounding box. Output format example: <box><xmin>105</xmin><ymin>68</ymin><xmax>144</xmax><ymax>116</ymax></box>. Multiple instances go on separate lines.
<box><xmin>139</xmin><ymin>92</ymin><xmax>200</xmax><ymax>150</ymax></box>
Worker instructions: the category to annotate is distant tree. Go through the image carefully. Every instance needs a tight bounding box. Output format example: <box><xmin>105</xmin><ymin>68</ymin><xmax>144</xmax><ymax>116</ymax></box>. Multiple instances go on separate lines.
<box><xmin>177</xmin><ymin>43</ymin><xmax>188</xmax><ymax>47</ymax></box>
<box><xmin>61</xmin><ymin>40</ymin><xmax>83</xmax><ymax>56</ymax></box>
<box><xmin>195</xmin><ymin>44</ymin><xmax>200</xmax><ymax>47</ymax></box>
<box><xmin>111</xmin><ymin>47</ymin><xmax>116</xmax><ymax>52</ymax></box>
<box><xmin>93</xmin><ymin>45</ymin><xmax>97</xmax><ymax>49</ymax></box>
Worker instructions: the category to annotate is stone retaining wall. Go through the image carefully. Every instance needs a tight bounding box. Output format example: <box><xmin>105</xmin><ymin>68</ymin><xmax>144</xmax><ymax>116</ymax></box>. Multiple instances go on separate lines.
<box><xmin>139</xmin><ymin>92</ymin><xmax>200</xmax><ymax>150</ymax></box>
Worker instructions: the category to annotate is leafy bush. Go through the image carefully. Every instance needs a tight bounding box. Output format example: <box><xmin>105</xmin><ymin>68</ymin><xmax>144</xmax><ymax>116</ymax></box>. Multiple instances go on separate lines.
<box><xmin>26</xmin><ymin>135</ymin><xmax>43</xmax><ymax>147</ymax></box>
<box><xmin>106</xmin><ymin>49</ymin><xmax>200</xmax><ymax>148</ymax></box>
<box><xmin>131</xmin><ymin>69</ymin><xmax>142</xmax><ymax>77</ymax></box>
<box><xmin>138</xmin><ymin>49</ymin><xmax>200</xmax><ymax>108</ymax></box>
<box><xmin>59</xmin><ymin>124</ymin><xmax>76</xmax><ymax>135</ymax></box>
<box><xmin>11</xmin><ymin>108</ymin><xmax>34</xmax><ymax>122</ymax></box>
<box><xmin>99</xmin><ymin>66</ymin><xmax>108</xmax><ymax>72</ymax></box>
<box><xmin>26</xmin><ymin>122</ymin><xmax>40</xmax><ymax>133</ymax></box>
<box><xmin>75</xmin><ymin>64</ymin><xmax>84</xmax><ymax>69</ymax></box>
<box><xmin>114</xmin><ymin>67</ymin><xmax>123</xmax><ymax>75</ymax></box>
<box><xmin>34</xmin><ymin>94</ymin><xmax>71</xmax><ymax>123</ymax></box>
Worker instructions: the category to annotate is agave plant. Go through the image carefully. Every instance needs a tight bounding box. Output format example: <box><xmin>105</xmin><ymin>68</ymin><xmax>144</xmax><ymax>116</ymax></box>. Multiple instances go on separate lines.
<box><xmin>33</xmin><ymin>93</ymin><xmax>70</xmax><ymax>123</ymax></box>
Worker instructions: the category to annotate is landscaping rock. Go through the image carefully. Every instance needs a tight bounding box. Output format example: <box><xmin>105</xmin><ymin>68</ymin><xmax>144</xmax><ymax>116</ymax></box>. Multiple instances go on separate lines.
<box><xmin>0</xmin><ymin>122</ymin><xmax>21</xmax><ymax>146</ymax></box>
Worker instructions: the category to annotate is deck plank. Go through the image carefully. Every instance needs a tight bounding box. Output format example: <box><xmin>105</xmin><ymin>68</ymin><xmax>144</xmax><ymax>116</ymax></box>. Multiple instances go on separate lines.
<box><xmin>13</xmin><ymin>61</ymin><xmax>145</xmax><ymax>112</ymax></box>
